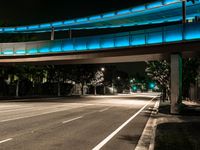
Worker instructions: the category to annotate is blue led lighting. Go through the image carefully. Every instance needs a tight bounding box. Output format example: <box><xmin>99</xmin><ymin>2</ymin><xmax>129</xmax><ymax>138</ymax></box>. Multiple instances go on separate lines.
<box><xmin>52</xmin><ymin>22</ymin><xmax>63</xmax><ymax>27</ymax></box>
<box><xmin>87</xmin><ymin>38</ymin><xmax>101</xmax><ymax>49</ymax></box>
<box><xmin>3</xmin><ymin>50</ymin><xmax>14</xmax><ymax>55</ymax></box>
<box><xmin>64</xmin><ymin>20</ymin><xmax>75</xmax><ymax>25</ymax></box>
<box><xmin>76</xmin><ymin>18</ymin><xmax>88</xmax><ymax>23</ymax></box>
<box><xmin>131</xmin><ymin>5</ymin><xmax>146</xmax><ymax>12</ymax></box>
<box><xmin>15</xmin><ymin>50</ymin><xmax>26</xmax><ymax>54</ymax></box>
<box><xmin>28</xmin><ymin>25</ymin><xmax>39</xmax><ymax>30</ymax></box>
<box><xmin>164</xmin><ymin>0</ymin><xmax>178</xmax><ymax>5</ymax></box>
<box><xmin>147</xmin><ymin>32</ymin><xmax>163</xmax><ymax>44</ymax></box>
<box><xmin>50</xmin><ymin>42</ymin><xmax>62</xmax><ymax>52</ymax></box>
<box><xmin>115</xmin><ymin>36</ymin><xmax>130</xmax><ymax>47</ymax></box>
<box><xmin>117</xmin><ymin>9</ymin><xmax>131</xmax><ymax>15</ymax></box>
<box><xmin>16</xmin><ymin>27</ymin><xmax>27</xmax><ymax>31</ymax></box>
<box><xmin>101</xmin><ymin>38</ymin><xmax>115</xmax><ymax>48</ymax></box>
<box><xmin>40</xmin><ymin>24</ymin><xmax>51</xmax><ymax>28</ymax></box>
<box><xmin>1</xmin><ymin>23</ymin><xmax>200</xmax><ymax>56</ymax></box>
<box><xmin>39</xmin><ymin>47</ymin><xmax>49</xmax><ymax>53</ymax></box>
<box><xmin>131</xmin><ymin>35</ymin><xmax>146</xmax><ymax>46</ymax></box>
<box><xmin>165</xmin><ymin>26</ymin><xmax>183</xmax><ymax>42</ymax></box>
<box><xmin>147</xmin><ymin>1</ymin><xmax>163</xmax><ymax>9</ymax></box>
<box><xmin>89</xmin><ymin>15</ymin><xmax>102</xmax><ymax>20</ymax></box>
<box><xmin>74</xmin><ymin>39</ymin><xmax>87</xmax><ymax>50</ymax></box>
<box><xmin>62</xmin><ymin>40</ymin><xmax>74</xmax><ymax>51</ymax></box>
<box><xmin>4</xmin><ymin>28</ymin><xmax>15</xmax><ymax>32</ymax></box>
<box><xmin>102</xmin><ymin>12</ymin><xmax>115</xmax><ymax>18</ymax></box>
<box><xmin>27</xmin><ymin>48</ymin><xmax>38</xmax><ymax>54</ymax></box>
<box><xmin>0</xmin><ymin>0</ymin><xmax>199</xmax><ymax>33</ymax></box>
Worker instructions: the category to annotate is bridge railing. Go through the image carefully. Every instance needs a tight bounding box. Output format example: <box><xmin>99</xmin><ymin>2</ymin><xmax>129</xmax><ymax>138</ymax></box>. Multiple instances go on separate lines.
<box><xmin>0</xmin><ymin>22</ymin><xmax>200</xmax><ymax>56</ymax></box>
<box><xmin>0</xmin><ymin>0</ymin><xmax>182</xmax><ymax>33</ymax></box>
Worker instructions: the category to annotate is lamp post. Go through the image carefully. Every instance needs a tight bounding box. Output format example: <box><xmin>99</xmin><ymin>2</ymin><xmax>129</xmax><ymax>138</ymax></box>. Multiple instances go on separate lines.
<box><xmin>101</xmin><ymin>67</ymin><xmax>106</xmax><ymax>95</ymax></box>
<box><xmin>182</xmin><ymin>0</ymin><xmax>186</xmax><ymax>24</ymax></box>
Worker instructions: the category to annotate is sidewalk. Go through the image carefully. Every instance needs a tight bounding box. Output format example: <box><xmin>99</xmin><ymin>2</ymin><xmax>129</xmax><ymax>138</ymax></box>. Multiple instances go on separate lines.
<box><xmin>153</xmin><ymin>100</ymin><xmax>200</xmax><ymax>150</ymax></box>
<box><xmin>135</xmin><ymin>99</ymin><xmax>200</xmax><ymax>150</ymax></box>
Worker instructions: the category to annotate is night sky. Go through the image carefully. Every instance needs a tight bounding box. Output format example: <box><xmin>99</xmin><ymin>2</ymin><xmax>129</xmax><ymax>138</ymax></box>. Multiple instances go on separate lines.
<box><xmin>0</xmin><ymin>0</ymin><xmax>155</xmax><ymax>26</ymax></box>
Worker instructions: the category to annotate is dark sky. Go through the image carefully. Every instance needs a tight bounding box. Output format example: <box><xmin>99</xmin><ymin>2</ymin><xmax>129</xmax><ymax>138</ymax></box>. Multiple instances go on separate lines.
<box><xmin>0</xmin><ymin>0</ymin><xmax>155</xmax><ymax>26</ymax></box>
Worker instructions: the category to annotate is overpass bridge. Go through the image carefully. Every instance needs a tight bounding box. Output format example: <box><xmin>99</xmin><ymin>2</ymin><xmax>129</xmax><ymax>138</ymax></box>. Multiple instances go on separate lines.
<box><xmin>0</xmin><ymin>0</ymin><xmax>200</xmax><ymax>33</ymax></box>
<box><xmin>0</xmin><ymin>22</ymin><xmax>199</xmax><ymax>64</ymax></box>
<box><xmin>0</xmin><ymin>0</ymin><xmax>200</xmax><ymax>113</ymax></box>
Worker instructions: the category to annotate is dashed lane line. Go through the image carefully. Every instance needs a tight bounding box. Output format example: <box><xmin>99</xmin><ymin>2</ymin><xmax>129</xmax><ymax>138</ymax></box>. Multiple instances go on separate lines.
<box><xmin>0</xmin><ymin>138</ymin><xmax>13</xmax><ymax>144</ymax></box>
<box><xmin>62</xmin><ymin>116</ymin><xmax>83</xmax><ymax>124</ymax></box>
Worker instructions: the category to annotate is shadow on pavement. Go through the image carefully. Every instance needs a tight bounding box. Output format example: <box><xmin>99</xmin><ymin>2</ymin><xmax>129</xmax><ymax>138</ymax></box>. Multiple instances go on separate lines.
<box><xmin>118</xmin><ymin>134</ymin><xmax>140</xmax><ymax>144</ymax></box>
<box><xmin>155</xmin><ymin>100</ymin><xmax>200</xmax><ymax>150</ymax></box>
<box><xmin>155</xmin><ymin>122</ymin><xmax>200</xmax><ymax>150</ymax></box>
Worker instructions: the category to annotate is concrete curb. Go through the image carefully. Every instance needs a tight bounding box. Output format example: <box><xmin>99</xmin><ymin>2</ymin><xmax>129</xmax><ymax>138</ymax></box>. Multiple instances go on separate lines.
<box><xmin>135</xmin><ymin>99</ymin><xmax>160</xmax><ymax>150</ymax></box>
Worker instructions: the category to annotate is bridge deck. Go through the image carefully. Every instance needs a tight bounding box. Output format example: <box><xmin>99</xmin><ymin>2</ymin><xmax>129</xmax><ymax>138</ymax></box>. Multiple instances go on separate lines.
<box><xmin>0</xmin><ymin>23</ymin><xmax>200</xmax><ymax>57</ymax></box>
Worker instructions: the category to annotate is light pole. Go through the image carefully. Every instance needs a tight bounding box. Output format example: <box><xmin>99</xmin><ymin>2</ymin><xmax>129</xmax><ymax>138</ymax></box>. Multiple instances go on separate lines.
<box><xmin>182</xmin><ymin>0</ymin><xmax>186</xmax><ymax>24</ymax></box>
<box><xmin>101</xmin><ymin>67</ymin><xmax>106</xmax><ymax>95</ymax></box>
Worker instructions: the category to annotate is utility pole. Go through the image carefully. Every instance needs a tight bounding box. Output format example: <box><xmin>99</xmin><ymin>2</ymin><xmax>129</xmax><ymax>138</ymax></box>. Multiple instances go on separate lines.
<box><xmin>182</xmin><ymin>0</ymin><xmax>186</xmax><ymax>24</ymax></box>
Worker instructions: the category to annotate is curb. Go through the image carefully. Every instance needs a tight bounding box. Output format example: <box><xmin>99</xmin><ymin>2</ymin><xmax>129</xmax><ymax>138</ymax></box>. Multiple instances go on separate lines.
<box><xmin>135</xmin><ymin>98</ymin><xmax>160</xmax><ymax>150</ymax></box>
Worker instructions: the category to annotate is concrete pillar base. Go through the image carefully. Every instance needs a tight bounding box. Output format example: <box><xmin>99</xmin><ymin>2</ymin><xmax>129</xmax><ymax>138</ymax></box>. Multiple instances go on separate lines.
<box><xmin>170</xmin><ymin>54</ymin><xmax>182</xmax><ymax>114</ymax></box>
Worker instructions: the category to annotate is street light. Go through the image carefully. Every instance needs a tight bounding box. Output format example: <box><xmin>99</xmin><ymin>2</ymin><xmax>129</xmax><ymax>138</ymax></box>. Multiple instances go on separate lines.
<box><xmin>101</xmin><ymin>67</ymin><xmax>106</xmax><ymax>94</ymax></box>
<box><xmin>101</xmin><ymin>67</ymin><xmax>105</xmax><ymax>72</ymax></box>
<box><xmin>182</xmin><ymin>0</ymin><xmax>186</xmax><ymax>24</ymax></box>
<box><xmin>117</xmin><ymin>76</ymin><xmax>121</xmax><ymax>80</ymax></box>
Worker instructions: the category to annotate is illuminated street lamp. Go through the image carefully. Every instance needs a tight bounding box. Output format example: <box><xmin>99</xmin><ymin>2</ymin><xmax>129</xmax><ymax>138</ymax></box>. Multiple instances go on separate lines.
<box><xmin>101</xmin><ymin>67</ymin><xmax>106</xmax><ymax>94</ymax></box>
<box><xmin>101</xmin><ymin>67</ymin><xmax>105</xmax><ymax>72</ymax></box>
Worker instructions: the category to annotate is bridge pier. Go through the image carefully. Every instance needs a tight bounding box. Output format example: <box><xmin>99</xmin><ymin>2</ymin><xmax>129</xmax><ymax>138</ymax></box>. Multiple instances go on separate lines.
<box><xmin>170</xmin><ymin>53</ymin><xmax>182</xmax><ymax>114</ymax></box>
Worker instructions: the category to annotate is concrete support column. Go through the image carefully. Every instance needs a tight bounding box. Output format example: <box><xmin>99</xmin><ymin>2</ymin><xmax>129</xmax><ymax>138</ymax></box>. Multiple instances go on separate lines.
<box><xmin>51</xmin><ymin>27</ymin><xmax>55</xmax><ymax>41</ymax></box>
<box><xmin>170</xmin><ymin>54</ymin><xmax>182</xmax><ymax>114</ymax></box>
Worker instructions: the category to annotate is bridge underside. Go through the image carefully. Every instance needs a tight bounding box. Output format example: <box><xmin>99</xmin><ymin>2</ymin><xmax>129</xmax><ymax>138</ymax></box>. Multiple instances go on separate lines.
<box><xmin>0</xmin><ymin>40</ymin><xmax>199</xmax><ymax>65</ymax></box>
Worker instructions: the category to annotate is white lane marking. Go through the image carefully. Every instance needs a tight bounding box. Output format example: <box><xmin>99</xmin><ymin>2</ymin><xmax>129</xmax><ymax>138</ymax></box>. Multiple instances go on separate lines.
<box><xmin>62</xmin><ymin>116</ymin><xmax>83</xmax><ymax>124</ymax></box>
<box><xmin>92</xmin><ymin>96</ymin><xmax>158</xmax><ymax>150</ymax></box>
<box><xmin>135</xmin><ymin>99</ymin><xmax>160</xmax><ymax>150</ymax></box>
<box><xmin>0</xmin><ymin>105</ymin><xmax>90</xmax><ymax>123</ymax></box>
<box><xmin>0</xmin><ymin>138</ymin><xmax>13</xmax><ymax>144</ymax></box>
<box><xmin>98</xmin><ymin>107</ymin><xmax>111</xmax><ymax>112</ymax></box>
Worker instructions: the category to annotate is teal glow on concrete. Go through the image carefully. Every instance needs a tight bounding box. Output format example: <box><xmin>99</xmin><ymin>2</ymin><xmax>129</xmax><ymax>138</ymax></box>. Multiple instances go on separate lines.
<box><xmin>0</xmin><ymin>23</ymin><xmax>200</xmax><ymax>56</ymax></box>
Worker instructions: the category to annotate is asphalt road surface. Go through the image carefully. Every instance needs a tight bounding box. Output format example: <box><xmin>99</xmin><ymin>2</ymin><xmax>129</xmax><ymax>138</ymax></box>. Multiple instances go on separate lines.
<box><xmin>0</xmin><ymin>93</ymin><xmax>159</xmax><ymax>150</ymax></box>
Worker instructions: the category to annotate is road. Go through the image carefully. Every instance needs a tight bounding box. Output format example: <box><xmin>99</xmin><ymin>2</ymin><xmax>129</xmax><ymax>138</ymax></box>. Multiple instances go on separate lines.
<box><xmin>0</xmin><ymin>93</ymin><xmax>159</xmax><ymax>150</ymax></box>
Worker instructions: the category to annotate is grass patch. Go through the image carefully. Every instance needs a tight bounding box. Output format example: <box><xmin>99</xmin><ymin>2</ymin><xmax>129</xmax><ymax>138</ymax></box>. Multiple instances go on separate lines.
<box><xmin>155</xmin><ymin>122</ymin><xmax>200</xmax><ymax>150</ymax></box>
